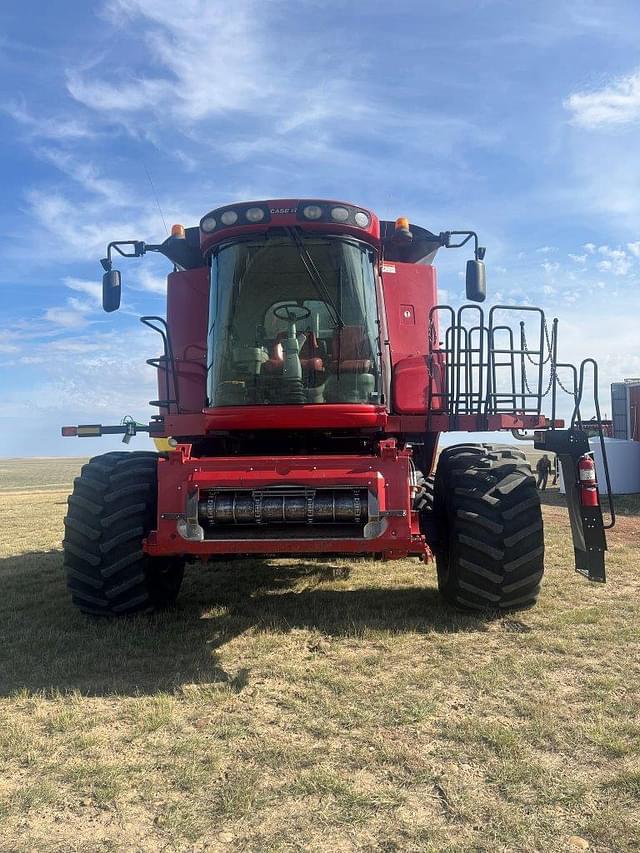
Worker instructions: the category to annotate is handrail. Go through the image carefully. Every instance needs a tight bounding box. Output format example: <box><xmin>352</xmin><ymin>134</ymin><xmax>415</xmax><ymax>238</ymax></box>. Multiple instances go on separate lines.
<box><xmin>572</xmin><ymin>358</ymin><xmax>615</xmax><ymax>529</ymax></box>
<box><xmin>140</xmin><ymin>316</ymin><xmax>181</xmax><ymax>414</ymax></box>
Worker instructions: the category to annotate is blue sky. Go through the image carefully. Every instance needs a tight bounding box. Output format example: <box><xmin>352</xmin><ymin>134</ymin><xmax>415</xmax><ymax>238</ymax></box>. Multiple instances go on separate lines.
<box><xmin>2</xmin><ymin>0</ymin><xmax>640</xmax><ymax>457</ymax></box>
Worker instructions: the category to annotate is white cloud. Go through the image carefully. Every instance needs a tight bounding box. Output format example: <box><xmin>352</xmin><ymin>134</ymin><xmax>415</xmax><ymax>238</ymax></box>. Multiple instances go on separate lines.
<box><xmin>568</xmin><ymin>253</ymin><xmax>586</xmax><ymax>264</ymax></box>
<box><xmin>44</xmin><ymin>305</ymin><xmax>90</xmax><ymax>328</ymax></box>
<box><xmin>25</xmin><ymin>189</ymin><xmax>164</xmax><ymax>262</ymax></box>
<box><xmin>63</xmin><ymin>0</ymin><xmax>482</xmax><ymax>181</ymax></box>
<box><xmin>596</xmin><ymin>245</ymin><xmax>631</xmax><ymax>275</ymax></box>
<box><xmin>67</xmin><ymin>0</ymin><xmax>268</xmax><ymax>122</ymax></box>
<box><xmin>135</xmin><ymin>269</ymin><xmax>166</xmax><ymax>295</ymax></box>
<box><xmin>564</xmin><ymin>69</ymin><xmax>640</xmax><ymax>128</ymax></box>
<box><xmin>43</xmin><ymin>282</ymin><xmax>103</xmax><ymax>329</ymax></box>
<box><xmin>541</xmin><ymin>260</ymin><xmax>560</xmax><ymax>274</ymax></box>
<box><xmin>64</xmin><ymin>277</ymin><xmax>102</xmax><ymax>303</ymax></box>
<box><xmin>536</xmin><ymin>246</ymin><xmax>557</xmax><ymax>254</ymax></box>
<box><xmin>48</xmin><ymin>339</ymin><xmax>105</xmax><ymax>354</ymax></box>
<box><xmin>5</xmin><ymin>103</ymin><xmax>96</xmax><ymax>140</ymax></box>
<box><xmin>27</xmin><ymin>190</ymin><xmax>119</xmax><ymax>259</ymax></box>
<box><xmin>3</xmin><ymin>328</ymin><xmax>157</xmax><ymax>419</ymax></box>
<box><xmin>67</xmin><ymin>296</ymin><xmax>93</xmax><ymax>313</ymax></box>
<box><xmin>563</xmin><ymin>131</ymin><xmax>640</xmax><ymax>232</ymax></box>
<box><xmin>628</xmin><ymin>241</ymin><xmax>640</xmax><ymax>258</ymax></box>
<box><xmin>38</xmin><ymin>149</ymin><xmax>132</xmax><ymax>205</ymax></box>
<box><xmin>556</xmin><ymin>307</ymin><xmax>640</xmax><ymax>413</ymax></box>
<box><xmin>584</xmin><ymin>243</ymin><xmax>596</xmax><ymax>254</ymax></box>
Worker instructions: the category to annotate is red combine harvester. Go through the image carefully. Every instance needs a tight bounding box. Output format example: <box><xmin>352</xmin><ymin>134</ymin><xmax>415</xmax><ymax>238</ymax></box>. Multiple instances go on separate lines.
<box><xmin>61</xmin><ymin>199</ymin><xmax>614</xmax><ymax>616</ymax></box>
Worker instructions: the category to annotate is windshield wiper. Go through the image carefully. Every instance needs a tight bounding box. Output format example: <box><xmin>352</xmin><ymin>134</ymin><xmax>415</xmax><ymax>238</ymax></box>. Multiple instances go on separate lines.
<box><xmin>286</xmin><ymin>227</ymin><xmax>344</xmax><ymax>329</ymax></box>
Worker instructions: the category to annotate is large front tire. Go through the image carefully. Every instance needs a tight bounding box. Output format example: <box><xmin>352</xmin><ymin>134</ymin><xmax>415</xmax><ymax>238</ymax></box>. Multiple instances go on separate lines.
<box><xmin>433</xmin><ymin>444</ymin><xmax>544</xmax><ymax>611</ymax></box>
<box><xmin>63</xmin><ymin>451</ymin><xmax>184</xmax><ymax>616</ymax></box>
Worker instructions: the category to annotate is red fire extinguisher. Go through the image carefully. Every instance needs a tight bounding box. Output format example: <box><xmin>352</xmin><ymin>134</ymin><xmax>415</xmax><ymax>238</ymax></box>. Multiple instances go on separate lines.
<box><xmin>578</xmin><ymin>454</ymin><xmax>599</xmax><ymax>507</ymax></box>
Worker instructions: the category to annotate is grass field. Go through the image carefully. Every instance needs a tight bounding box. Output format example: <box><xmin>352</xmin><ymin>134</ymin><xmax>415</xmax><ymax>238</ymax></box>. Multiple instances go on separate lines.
<box><xmin>0</xmin><ymin>457</ymin><xmax>639</xmax><ymax>852</ymax></box>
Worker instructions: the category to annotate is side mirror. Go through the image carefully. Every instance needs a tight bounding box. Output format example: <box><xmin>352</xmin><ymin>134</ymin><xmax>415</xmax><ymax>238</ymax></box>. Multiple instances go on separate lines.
<box><xmin>102</xmin><ymin>269</ymin><xmax>121</xmax><ymax>312</ymax></box>
<box><xmin>465</xmin><ymin>259</ymin><xmax>486</xmax><ymax>302</ymax></box>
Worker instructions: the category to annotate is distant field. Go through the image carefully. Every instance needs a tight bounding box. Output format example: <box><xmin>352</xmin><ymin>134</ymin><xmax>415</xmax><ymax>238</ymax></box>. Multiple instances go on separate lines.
<box><xmin>0</xmin><ymin>457</ymin><xmax>88</xmax><ymax>491</ymax></box>
<box><xmin>0</xmin><ymin>457</ymin><xmax>639</xmax><ymax>852</ymax></box>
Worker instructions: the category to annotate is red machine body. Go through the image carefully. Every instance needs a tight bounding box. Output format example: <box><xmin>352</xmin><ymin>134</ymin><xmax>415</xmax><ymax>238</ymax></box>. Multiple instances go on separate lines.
<box><xmin>132</xmin><ymin>199</ymin><xmax>549</xmax><ymax>561</ymax></box>
<box><xmin>60</xmin><ymin>196</ymin><xmax>614</xmax><ymax>620</ymax></box>
<box><xmin>146</xmin><ymin>439</ymin><xmax>422</xmax><ymax>560</ymax></box>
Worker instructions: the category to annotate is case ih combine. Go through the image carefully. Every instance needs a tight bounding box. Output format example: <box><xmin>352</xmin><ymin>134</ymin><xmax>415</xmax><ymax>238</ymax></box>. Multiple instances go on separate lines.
<box><xmin>61</xmin><ymin>199</ymin><xmax>614</xmax><ymax>616</ymax></box>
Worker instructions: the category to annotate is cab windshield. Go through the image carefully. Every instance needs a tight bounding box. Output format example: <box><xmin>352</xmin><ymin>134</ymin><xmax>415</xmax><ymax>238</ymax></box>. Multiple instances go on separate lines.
<box><xmin>207</xmin><ymin>235</ymin><xmax>380</xmax><ymax>407</ymax></box>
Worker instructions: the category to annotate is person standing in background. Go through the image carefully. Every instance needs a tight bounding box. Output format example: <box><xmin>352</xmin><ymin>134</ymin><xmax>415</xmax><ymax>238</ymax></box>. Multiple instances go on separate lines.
<box><xmin>536</xmin><ymin>454</ymin><xmax>551</xmax><ymax>490</ymax></box>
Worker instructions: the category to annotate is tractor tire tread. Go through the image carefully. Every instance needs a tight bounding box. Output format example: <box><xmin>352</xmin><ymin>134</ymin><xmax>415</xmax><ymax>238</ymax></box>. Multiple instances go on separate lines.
<box><xmin>101</xmin><ymin>503</ymin><xmax>148</xmax><ymax>528</ymax></box>
<box><xmin>63</xmin><ymin>516</ymin><xmax>102</xmax><ymax>541</ymax></box>
<box><xmin>415</xmin><ymin>473</ymin><xmax>438</xmax><ymax>548</ymax></box>
<box><xmin>67</xmin><ymin>493</ymin><xmax>102</xmax><ymax>515</ymax></box>
<box><xmin>433</xmin><ymin>443</ymin><xmax>544</xmax><ymax>611</ymax></box>
<box><xmin>63</xmin><ymin>451</ymin><xmax>184</xmax><ymax>617</ymax></box>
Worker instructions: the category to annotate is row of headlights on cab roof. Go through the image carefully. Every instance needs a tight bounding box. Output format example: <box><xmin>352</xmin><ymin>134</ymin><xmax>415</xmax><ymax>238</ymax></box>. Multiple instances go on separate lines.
<box><xmin>196</xmin><ymin>204</ymin><xmax>371</xmax><ymax>234</ymax></box>
<box><xmin>169</xmin><ymin>208</ymin><xmax>408</xmax><ymax>240</ymax></box>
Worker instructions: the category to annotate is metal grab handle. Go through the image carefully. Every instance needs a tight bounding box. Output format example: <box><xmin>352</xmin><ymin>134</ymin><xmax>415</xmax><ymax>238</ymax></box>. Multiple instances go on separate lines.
<box><xmin>140</xmin><ymin>316</ymin><xmax>181</xmax><ymax>414</ymax></box>
<box><xmin>573</xmin><ymin>358</ymin><xmax>615</xmax><ymax>530</ymax></box>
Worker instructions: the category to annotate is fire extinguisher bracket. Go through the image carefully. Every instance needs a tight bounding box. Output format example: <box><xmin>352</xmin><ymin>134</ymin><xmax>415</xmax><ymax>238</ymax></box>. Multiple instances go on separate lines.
<box><xmin>534</xmin><ymin>428</ymin><xmax>608</xmax><ymax>582</ymax></box>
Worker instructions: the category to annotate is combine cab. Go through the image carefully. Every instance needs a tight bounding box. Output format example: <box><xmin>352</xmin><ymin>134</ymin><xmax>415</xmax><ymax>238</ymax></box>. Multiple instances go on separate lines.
<box><xmin>61</xmin><ymin>200</ymin><xmax>614</xmax><ymax>616</ymax></box>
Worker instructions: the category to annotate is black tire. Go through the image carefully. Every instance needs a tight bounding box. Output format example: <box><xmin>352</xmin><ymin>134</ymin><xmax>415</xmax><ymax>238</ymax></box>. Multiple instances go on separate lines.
<box><xmin>63</xmin><ymin>451</ymin><xmax>184</xmax><ymax>616</ymax></box>
<box><xmin>414</xmin><ymin>472</ymin><xmax>439</xmax><ymax>550</ymax></box>
<box><xmin>433</xmin><ymin>444</ymin><xmax>544</xmax><ymax>611</ymax></box>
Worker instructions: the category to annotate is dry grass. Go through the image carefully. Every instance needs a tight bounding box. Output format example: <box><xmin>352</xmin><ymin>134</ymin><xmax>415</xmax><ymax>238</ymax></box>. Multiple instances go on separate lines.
<box><xmin>0</xmin><ymin>459</ymin><xmax>639</xmax><ymax>852</ymax></box>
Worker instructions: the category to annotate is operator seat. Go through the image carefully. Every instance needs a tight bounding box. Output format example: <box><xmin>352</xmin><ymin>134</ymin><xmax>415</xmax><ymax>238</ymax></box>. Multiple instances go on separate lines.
<box><xmin>329</xmin><ymin>325</ymin><xmax>372</xmax><ymax>373</ymax></box>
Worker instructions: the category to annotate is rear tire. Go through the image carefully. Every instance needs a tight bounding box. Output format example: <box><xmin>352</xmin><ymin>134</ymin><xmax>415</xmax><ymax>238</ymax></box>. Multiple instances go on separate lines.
<box><xmin>63</xmin><ymin>451</ymin><xmax>184</xmax><ymax>616</ymax></box>
<box><xmin>433</xmin><ymin>444</ymin><xmax>544</xmax><ymax>611</ymax></box>
<box><xmin>414</xmin><ymin>472</ymin><xmax>439</xmax><ymax>551</ymax></box>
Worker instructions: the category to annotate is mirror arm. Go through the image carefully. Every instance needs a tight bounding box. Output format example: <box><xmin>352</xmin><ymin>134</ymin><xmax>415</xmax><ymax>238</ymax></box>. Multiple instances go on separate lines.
<box><xmin>438</xmin><ymin>230</ymin><xmax>486</xmax><ymax>261</ymax></box>
<box><xmin>100</xmin><ymin>239</ymin><xmax>162</xmax><ymax>272</ymax></box>
<box><xmin>99</xmin><ymin>239</ymin><xmax>165</xmax><ymax>314</ymax></box>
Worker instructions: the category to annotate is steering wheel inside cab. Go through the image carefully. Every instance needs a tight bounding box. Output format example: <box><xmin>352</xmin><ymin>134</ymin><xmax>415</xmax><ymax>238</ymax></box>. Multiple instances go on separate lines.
<box><xmin>273</xmin><ymin>303</ymin><xmax>311</xmax><ymax>323</ymax></box>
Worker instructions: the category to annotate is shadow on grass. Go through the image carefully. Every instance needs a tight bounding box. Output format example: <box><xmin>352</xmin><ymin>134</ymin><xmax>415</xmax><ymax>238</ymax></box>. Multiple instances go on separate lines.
<box><xmin>0</xmin><ymin>549</ymin><xmax>494</xmax><ymax>697</ymax></box>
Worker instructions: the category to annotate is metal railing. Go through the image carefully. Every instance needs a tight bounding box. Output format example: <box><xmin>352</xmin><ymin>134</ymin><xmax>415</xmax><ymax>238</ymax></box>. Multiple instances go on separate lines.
<box><xmin>141</xmin><ymin>315</ymin><xmax>181</xmax><ymax>414</ymax></box>
<box><xmin>427</xmin><ymin>303</ymin><xmax>615</xmax><ymax>528</ymax></box>
<box><xmin>428</xmin><ymin>304</ymin><xmax>562</xmax><ymax>421</ymax></box>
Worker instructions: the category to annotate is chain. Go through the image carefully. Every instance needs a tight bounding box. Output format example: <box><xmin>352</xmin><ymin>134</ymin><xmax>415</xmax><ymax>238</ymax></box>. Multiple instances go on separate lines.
<box><xmin>555</xmin><ymin>370</ymin><xmax>578</xmax><ymax>399</ymax></box>
<box><xmin>522</xmin><ymin>319</ymin><xmax>553</xmax><ymax>366</ymax></box>
<box><xmin>521</xmin><ymin>318</ymin><xmax>576</xmax><ymax>404</ymax></box>
<box><xmin>521</xmin><ymin>322</ymin><xmax>553</xmax><ymax>398</ymax></box>
<box><xmin>522</xmin><ymin>359</ymin><xmax>554</xmax><ymax>399</ymax></box>
<box><xmin>523</xmin><ymin>358</ymin><xmax>579</xmax><ymax>401</ymax></box>
<box><xmin>437</xmin><ymin>312</ymin><xmax>580</xmax><ymax>413</ymax></box>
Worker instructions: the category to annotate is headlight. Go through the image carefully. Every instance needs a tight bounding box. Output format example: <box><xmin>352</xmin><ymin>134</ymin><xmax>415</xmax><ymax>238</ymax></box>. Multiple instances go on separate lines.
<box><xmin>246</xmin><ymin>207</ymin><xmax>265</xmax><ymax>223</ymax></box>
<box><xmin>201</xmin><ymin>217</ymin><xmax>216</xmax><ymax>232</ymax></box>
<box><xmin>354</xmin><ymin>211</ymin><xmax>370</xmax><ymax>228</ymax></box>
<box><xmin>302</xmin><ymin>204</ymin><xmax>323</xmax><ymax>220</ymax></box>
<box><xmin>330</xmin><ymin>206</ymin><xmax>349</xmax><ymax>222</ymax></box>
<box><xmin>220</xmin><ymin>210</ymin><xmax>238</xmax><ymax>225</ymax></box>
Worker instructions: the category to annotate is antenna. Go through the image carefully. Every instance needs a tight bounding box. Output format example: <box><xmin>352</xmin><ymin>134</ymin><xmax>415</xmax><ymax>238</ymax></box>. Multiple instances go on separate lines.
<box><xmin>143</xmin><ymin>163</ymin><xmax>168</xmax><ymax>235</ymax></box>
